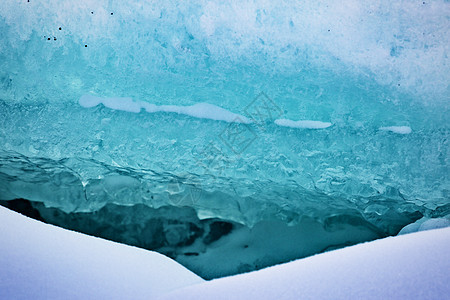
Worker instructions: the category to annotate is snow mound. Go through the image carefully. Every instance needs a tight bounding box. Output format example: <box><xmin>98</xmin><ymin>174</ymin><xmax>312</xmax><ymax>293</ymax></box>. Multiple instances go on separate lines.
<box><xmin>159</xmin><ymin>226</ymin><xmax>450</xmax><ymax>300</ymax></box>
<box><xmin>0</xmin><ymin>206</ymin><xmax>204</xmax><ymax>300</ymax></box>
<box><xmin>398</xmin><ymin>215</ymin><xmax>450</xmax><ymax>235</ymax></box>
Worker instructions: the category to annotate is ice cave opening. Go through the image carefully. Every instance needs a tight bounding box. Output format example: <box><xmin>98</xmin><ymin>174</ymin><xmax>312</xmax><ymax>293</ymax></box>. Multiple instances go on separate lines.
<box><xmin>0</xmin><ymin>0</ymin><xmax>449</xmax><ymax>279</ymax></box>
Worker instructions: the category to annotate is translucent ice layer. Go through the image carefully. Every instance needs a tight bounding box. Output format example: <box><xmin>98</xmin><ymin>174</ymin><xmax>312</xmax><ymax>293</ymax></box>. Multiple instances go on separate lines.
<box><xmin>0</xmin><ymin>0</ymin><xmax>449</xmax><ymax>278</ymax></box>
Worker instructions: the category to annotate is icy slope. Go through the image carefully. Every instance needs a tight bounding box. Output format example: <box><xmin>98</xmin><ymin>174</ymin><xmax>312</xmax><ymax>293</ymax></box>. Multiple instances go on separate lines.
<box><xmin>159</xmin><ymin>226</ymin><xmax>450</xmax><ymax>300</ymax></box>
<box><xmin>0</xmin><ymin>206</ymin><xmax>204</xmax><ymax>300</ymax></box>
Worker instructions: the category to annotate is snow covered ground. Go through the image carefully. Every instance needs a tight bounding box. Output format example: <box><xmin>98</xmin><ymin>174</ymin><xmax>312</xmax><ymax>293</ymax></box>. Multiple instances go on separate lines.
<box><xmin>161</xmin><ymin>226</ymin><xmax>450</xmax><ymax>300</ymax></box>
<box><xmin>0</xmin><ymin>206</ymin><xmax>204</xmax><ymax>299</ymax></box>
<box><xmin>1</xmin><ymin>205</ymin><xmax>449</xmax><ymax>300</ymax></box>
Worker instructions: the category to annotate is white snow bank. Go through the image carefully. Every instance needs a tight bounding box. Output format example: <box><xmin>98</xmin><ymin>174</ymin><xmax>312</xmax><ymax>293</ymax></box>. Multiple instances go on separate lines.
<box><xmin>0</xmin><ymin>206</ymin><xmax>204</xmax><ymax>300</ymax></box>
<box><xmin>379</xmin><ymin>126</ymin><xmax>412</xmax><ymax>134</ymax></box>
<box><xmin>274</xmin><ymin>118</ymin><xmax>332</xmax><ymax>129</ymax></box>
<box><xmin>398</xmin><ymin>215</ymin><xmax>450</xmax><ymax>235</ymax></box>
<box><xmin>79</xmin><ymin>94</ymin><xmax>251</xmax><ymax>123</ymax></box>
<box><xmin>159</xmin><ymin>226</ymin><xmax>450</xmax><ymax>300</ymax></box>
<box><xmin>2</xmin><ymin>205</ymin><xmax>449</xmax><ymax>300</ymax></box>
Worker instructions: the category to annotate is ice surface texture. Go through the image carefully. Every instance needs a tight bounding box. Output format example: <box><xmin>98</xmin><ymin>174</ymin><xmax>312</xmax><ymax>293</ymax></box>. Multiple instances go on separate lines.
<box><xmin>0</xmin><ymin>0</ymin><xmax>449</xmax><ymax>278</ymax></box>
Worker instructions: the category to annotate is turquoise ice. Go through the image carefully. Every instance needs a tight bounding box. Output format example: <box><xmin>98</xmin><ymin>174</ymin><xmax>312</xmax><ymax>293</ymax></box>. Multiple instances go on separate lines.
<box><xmin>0</xmin><ymin>0</ymin><xmax>449</xmax><ymax>278</ymax></box>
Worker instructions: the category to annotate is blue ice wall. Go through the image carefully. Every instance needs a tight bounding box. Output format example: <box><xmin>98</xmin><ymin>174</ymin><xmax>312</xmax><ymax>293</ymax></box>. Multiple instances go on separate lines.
<box><xmin>0</xmin><ymin>0</ymin><xmax>449</xmax><ymax>230</ymax></box>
